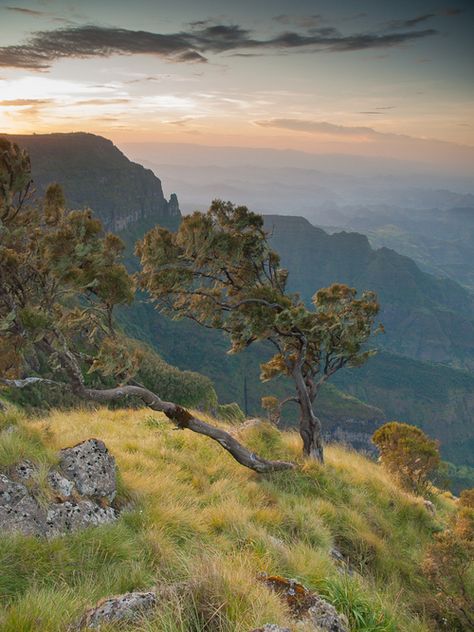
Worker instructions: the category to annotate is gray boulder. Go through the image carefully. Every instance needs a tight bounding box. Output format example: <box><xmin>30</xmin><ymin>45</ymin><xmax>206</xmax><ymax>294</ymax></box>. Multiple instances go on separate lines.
<box><xmin>59</xmin><ymin>438</ymin><xmax>116</xmax><ymax>502</ymax></box>
<box><xmin>0</xmin><ymin>473</ymin><xmax>46</xmax><ymax>536</ymax></box>
<box><xmin>76</xmin><ymin>591</ymin><xmax>157</xmax><ymax>629</ymax></box>
<box><xmin>0</xmin><ymin>438</ymin><xmax>119</xmax><ymax>538</ymax></box>
<box><xmin>46</xmin><ymin>500</ymin><xmax>116</xmax><ymax>537</ymax></box>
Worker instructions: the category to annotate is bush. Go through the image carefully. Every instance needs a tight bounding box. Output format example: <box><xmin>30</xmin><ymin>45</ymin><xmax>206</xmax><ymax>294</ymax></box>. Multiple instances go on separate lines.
<box><xmin>372</xmin><ymin>422</ymin><xmax>440</xmax><ymax>494</ymax></box>
<box><xmin>422</xmin><ymin>505</ymin><xmax>474</xmax><ymax>630</ymax></box>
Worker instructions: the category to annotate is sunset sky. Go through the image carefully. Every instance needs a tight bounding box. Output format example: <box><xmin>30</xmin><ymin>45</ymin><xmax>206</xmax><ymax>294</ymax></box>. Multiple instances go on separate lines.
<box><xmin>0</xmin><ymin>0</ymin><xmax>473</xmax><ymax>164</ymax></box>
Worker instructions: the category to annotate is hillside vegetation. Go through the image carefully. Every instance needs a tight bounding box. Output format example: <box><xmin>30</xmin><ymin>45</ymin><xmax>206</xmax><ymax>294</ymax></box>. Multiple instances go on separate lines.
<box><xmin>0</xmin><ymin>406</ymin><xmax>457</xmax><ymax>631</ymax></box>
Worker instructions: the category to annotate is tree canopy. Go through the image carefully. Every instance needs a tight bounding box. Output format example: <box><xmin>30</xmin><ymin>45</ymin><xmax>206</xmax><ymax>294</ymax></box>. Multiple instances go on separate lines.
<box><xmin>138</xmin><ymin>200</ymin><xmax>382</xmax><ymax>462</ymax></box>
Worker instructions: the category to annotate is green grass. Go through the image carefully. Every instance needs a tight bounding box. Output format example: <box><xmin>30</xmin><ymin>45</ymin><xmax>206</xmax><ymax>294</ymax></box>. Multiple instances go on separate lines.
<box><xmin>0</xmin><ymin>406</ymin><xmax>455</xmax><ymax>631</ymax></box>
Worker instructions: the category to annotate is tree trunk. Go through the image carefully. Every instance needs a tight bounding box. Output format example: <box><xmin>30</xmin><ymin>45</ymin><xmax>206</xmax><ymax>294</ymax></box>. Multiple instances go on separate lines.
<box><xmin>293</xmin><ymin>369</ymin><xmax>324</xmax><ymax>463</ymax></box>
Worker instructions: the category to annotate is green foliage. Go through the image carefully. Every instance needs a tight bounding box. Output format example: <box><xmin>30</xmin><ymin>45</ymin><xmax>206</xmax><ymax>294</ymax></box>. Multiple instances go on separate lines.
<box><xmin>372</xmin><ymin>422</ymin><xmax>440</xmax><ymax>495</ymax></box>
<box><xmin>138</xmin><ymin>200</ymin><xmax>381</xmax><ymax>457</ymax></box>
<box><xmin>216</xmin><ymin>402</ymin><xmax>245</xmax><ymax>423</ymax></box>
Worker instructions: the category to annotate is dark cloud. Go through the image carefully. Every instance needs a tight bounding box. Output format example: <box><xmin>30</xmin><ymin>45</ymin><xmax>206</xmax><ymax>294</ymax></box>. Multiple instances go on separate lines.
<box><xmin>4</xmin><ymin>6</ymin><xmax>46</xmax><ymax>16</ymax></box>
<box><xmin>384</xmin><ymin>7</ymin><xmax>463</xmax><ymax>30</ymax></box>
<box><xmin>359</xmin><ymin>111</ymin><xmax>383</xmax><ymax>115</ymax></box>
<box><xmin>385</xmin><ymin>13</ymin><xmax>436</xmax><ymax>29</ymax></box>
<box><xmin>0</xmin><ymin>23</ymin><xmax>438</xmax><ymax>70</ymax></box>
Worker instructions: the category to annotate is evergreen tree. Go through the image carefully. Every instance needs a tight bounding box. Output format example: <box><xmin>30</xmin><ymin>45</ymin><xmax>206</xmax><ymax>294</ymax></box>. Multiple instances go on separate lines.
<box><xmin>138</xmin><ymin>200</ymin><xmax>381</xmax><ymax>462</ymax></box>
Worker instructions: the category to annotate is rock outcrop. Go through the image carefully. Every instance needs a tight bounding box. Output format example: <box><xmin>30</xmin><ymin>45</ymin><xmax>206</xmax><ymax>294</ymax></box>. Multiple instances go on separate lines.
<box><xmin>76</xmin><ymin>591</ymin><xmax>158</xmax><ymax>629</ymax></box>
<box><xmin>0</xmin><ymin>438</ymin><xmax>117</xmax><ymax>538</ymax></box>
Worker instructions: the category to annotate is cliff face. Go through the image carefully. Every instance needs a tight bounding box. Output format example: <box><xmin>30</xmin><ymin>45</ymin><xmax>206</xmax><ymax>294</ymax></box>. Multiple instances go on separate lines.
<box><xmin>2</xmin><ymin>133</ymin><xmax>181</xmax><ymax>232</ymax></box>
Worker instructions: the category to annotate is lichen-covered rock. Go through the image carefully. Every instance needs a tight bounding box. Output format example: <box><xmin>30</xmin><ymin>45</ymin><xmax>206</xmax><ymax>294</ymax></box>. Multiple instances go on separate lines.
<box><xmin>47</xmin><ymin>470</ymin><xmax>75</xmax><ymax>499</ymax></box>
<box><xmin>59</xmin><ymin>439</ymin><xmax>116</xmax><ymax>501</ymax></box>
<box><xmin>0</xmin><ymin>473</ymin><xmax>46</xmax><ymax>536</ymax></box>
<box><xmin>46</xmin><ymin>500</ymin><xmax>116</xmax><ymax>536</ymax></box>
<box><xmin>258</xmin><ymin>574</ymin><xmax>318</xmax><ymax>618</ymax></box>
<box><xmin>306</xmin><ymin>599</ymin><xmax>349</xmax><ymax>632</ymax></box>
<box><xmin>76</xmin><ymin>591</ymin><xmax>157</xmax><ymax>629</ymax></box>
<box><xmin>1</xmin><ymin>439</ymin><xmax>119</xmax><ymax>539</ymax></box>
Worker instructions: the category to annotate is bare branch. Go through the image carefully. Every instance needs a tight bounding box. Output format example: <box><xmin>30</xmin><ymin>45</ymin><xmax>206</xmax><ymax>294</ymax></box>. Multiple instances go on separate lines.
<box><xmin>0</xmin><ymin>376</ymin><xmax>66</xmax><ymax>389</ymax></box>
<box><xmin>2</xmin><ymin>373</ymin><xmax>294</xmax><ymax>473</ymax></box>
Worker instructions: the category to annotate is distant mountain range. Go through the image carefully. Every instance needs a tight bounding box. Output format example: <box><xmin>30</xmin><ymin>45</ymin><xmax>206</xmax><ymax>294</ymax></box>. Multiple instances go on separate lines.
<box><xmin>321</xmin><ymin>204</ymin><xmax>474</xmax><ymax>291</ymax></box>
<box><xmin>3</xmin><ymin>132</ymin><xmax>473</xmax><ymax>467</ymax></box>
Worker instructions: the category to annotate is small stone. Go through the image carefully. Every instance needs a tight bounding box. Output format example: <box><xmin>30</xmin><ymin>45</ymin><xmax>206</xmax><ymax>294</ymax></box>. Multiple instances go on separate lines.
<box><xmin>76</xmin><ymin>591</ymin><xmax>157</xmax><ymax>629</ymax></box>
<box><xmin>59</xmin><ymin>439</ymin><xmax>116</xmax><ymax>501</ymax></box>
<box><xmin>46</xmin><ymin>500</ymin><xmax>116</xmax><ymax>537</ymax></box>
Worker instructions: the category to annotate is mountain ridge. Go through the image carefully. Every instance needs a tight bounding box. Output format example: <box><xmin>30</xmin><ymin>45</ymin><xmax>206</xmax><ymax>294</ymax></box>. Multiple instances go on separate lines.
<box><xmin>1</xmin><ymin>132</ymin><xmax>181</xmax><ymax>233</ymax></box>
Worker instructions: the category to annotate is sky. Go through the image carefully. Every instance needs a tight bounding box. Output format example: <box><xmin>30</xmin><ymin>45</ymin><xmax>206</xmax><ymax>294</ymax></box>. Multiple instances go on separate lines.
<box><xmin>0</xmin><ymin>0</ymin><xmax>473</xmax><ymax>165</ymax></box>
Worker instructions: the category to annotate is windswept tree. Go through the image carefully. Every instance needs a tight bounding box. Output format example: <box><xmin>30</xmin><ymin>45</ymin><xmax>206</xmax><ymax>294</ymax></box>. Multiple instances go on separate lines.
<box><xmin>138</xmin><ymin>200</ymin><xmax>382</xmax><ymax>462</ymax></box>
<box><xmin>0</xmin><ymin>139</ymin><xmax>293</xmax><ymax>473</ymax></box>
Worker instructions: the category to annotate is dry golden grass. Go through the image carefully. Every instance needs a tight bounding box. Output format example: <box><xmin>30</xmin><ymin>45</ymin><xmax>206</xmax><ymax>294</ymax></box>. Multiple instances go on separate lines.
<box><xmin>0</xmin><ymin>406</ymin><xmax>454</xmax><ymax>631</ymax></box>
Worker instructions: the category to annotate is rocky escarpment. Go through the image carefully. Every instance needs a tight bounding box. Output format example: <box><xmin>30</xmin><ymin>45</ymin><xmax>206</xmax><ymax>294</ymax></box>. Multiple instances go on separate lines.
<box><xmin>1</xmin><ymin>132</ymin><xmax>181</xmax><ymax>233</ymax></box>
<box><xmin>0</xmin><ymin>438</ymin><xmax>117</xmax><ymax>537</ymax></box>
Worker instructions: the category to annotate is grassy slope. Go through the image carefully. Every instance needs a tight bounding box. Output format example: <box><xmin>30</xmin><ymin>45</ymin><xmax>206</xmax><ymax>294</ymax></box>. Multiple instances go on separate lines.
<box><xmin>0</xmin><ymin>407</ymin><xmax>455</xmax><ymax>632</ymax></box>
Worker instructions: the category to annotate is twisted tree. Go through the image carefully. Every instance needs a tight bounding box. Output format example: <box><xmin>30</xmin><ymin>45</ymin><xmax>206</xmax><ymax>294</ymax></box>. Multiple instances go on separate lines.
<box><xmin>0</xmin><ymin>139</ymin><xmax>293</xmax><ymax>473</ymax></box>
<box><xmin>138</xmin><ymin>200</ymin><xmax>382</xmax><ymax>463</ymax></box>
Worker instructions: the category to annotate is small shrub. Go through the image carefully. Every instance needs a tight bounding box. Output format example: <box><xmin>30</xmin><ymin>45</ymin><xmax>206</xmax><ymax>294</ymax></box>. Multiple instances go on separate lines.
<box><xmin>422</xmin><ymin>505</ymin><xmax>474</xmax><ymax>631</ymax></box>
<box><xmin>372</xmin><ymin>422</ymin><xmax>440</xmax><ymax>494</ymax></box>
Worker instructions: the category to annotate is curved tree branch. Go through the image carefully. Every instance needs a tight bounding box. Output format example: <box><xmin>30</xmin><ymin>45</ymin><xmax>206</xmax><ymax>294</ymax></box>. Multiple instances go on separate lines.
<box><xmin>1</xmin><ymin>374</ymin><xmax>295</xmax><ymax>474</ymax></box>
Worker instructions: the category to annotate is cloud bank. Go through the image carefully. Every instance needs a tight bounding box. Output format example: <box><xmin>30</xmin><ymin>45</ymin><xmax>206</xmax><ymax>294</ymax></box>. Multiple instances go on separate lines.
<box><xmin>0</xmin><ymin>23</ymin><xmax>438</xmax><ymax>69</ymax></box>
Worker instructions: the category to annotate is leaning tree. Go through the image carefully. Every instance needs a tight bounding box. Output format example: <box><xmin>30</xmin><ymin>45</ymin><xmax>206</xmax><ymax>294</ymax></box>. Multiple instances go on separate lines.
<box><xmin>138</xmin><ymin>200</ymin><xmax>382</xmax><ymax>462</ymax></box>
<box><xmin>0</xmin><ymin>139</ymin><xmax>293</xmax><ymax>473</ymax></box>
